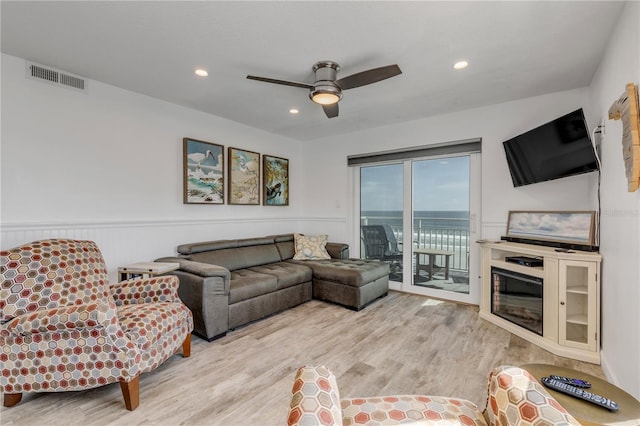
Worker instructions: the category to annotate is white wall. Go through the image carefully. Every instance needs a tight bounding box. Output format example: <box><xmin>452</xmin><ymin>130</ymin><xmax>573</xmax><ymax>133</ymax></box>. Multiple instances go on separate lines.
<box><xmin>0</xmin><ymin>53</ymin><xmax>309</xmax><ymax>280</ymax></box>
<box><xmin>301</xmin><ymin>87</ymin><xmax>598</xmax><ymax>250</ymax></box>
<box><xmin>588</xmin><ymin>0</ymin><xmax>640</xmax><ymax>398</ymax></box>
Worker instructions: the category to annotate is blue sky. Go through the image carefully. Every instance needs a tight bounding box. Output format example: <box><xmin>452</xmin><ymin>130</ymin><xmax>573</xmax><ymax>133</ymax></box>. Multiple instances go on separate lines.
<box><xmin>360</xmin><ymin>156</ymin><xmax>470</xmax><ymax>211</ymax></box>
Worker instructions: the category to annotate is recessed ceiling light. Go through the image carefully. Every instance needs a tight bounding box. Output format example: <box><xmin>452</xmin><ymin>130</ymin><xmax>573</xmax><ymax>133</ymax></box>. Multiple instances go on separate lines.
<box><xmin>453</xmin><ymin>61</ymin><xmax>469</xmax><ymax>70</ymax></box>
<box><xmin>289</xmin><ymin>108</ymin><xmax>299</xmax><ymax>114</ymax></box>
<box><xmin>194</xmin><ymin>68</ymin><xmax>208</xmax><ymax>77</ymax></box>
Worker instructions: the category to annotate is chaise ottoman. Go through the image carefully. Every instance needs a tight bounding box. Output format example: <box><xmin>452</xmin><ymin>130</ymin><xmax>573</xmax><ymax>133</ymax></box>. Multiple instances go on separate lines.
<box><xmin>287</xmin><ymin>258</ymin><xmax>389</xmax><ymax>310</ymax></box>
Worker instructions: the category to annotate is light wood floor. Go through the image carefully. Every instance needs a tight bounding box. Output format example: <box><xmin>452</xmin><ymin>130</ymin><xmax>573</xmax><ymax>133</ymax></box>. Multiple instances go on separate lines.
<box><xmin>0</xmin><ymin>291</ymin><xmax>604</xmax><ymax>425</ymax></box>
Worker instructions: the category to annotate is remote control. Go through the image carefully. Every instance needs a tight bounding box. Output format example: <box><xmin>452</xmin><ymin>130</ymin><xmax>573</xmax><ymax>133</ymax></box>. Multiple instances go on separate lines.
<box><xmin>541</xmin><ymin>377</ymin><xmax>619</xmax><ymax>412</ymax></box>
<box><xmin>549</xmin><ymin>375</ymin><xmax>592</xmax><ymax>388</ymax></box>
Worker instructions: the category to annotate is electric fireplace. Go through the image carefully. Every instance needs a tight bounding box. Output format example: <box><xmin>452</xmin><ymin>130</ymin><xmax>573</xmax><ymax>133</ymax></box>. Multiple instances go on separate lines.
<box><xmin>491</xmin><ymin>267</ymin><xmax>543</xmax><ymax>335</ymax></box>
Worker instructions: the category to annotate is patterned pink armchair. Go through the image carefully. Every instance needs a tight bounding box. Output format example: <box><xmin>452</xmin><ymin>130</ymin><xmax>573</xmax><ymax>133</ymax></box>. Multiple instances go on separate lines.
<box><xmin>287</xmin><ymin>365</ymin><xmax>581</xmax><ymax>425</ymax></box>
<box><xmin>0</xmin><ymin>239</ymin><xmax>194</xmax><ymax>410</ymax></box>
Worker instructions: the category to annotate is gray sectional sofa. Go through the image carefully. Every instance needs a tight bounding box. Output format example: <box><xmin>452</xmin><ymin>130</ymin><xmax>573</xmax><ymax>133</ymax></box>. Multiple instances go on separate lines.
<box><xmin>157</xmin><ymin>234</ymin><xmax>389</xmax><ymax>341</ymax></box>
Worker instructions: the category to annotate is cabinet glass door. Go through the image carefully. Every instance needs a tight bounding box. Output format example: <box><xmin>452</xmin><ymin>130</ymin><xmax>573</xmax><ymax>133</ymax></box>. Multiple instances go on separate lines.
<box><xmin>559</xmin><ymin>260</ymin><xmax>597</xmax><ymax>351</ymax></box>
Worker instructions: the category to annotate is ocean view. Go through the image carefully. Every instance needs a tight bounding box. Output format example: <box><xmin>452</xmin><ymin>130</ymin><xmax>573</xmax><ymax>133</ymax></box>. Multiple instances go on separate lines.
<box><xmin>361</xmin><ymin>210</ymin><xmax>469</xmax><ymax>231</ymax></box>
<box><xmin>361</xmin><ymin>210</ymin><xmax>470</xmax><ymax>271</ymax></box>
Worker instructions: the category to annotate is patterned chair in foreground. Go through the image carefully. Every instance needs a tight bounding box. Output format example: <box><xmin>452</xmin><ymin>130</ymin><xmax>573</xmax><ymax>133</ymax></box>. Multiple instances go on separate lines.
<box><xmin>287</xmin><ymin>365</ymin><xmax>580</xmax><ymax>425</ymax></box>
<box><xmin>0</xmin><ymin>239</ymin><xmax>193</xmax><ymax>410</ymax></box>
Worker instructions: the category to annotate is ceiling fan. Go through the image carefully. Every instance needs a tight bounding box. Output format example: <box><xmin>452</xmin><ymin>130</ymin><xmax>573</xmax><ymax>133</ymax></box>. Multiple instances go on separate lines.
<box><xmin>246</xmin><ymin>61</ymin><xmax>402</xmax><ymax>118</ymax></box>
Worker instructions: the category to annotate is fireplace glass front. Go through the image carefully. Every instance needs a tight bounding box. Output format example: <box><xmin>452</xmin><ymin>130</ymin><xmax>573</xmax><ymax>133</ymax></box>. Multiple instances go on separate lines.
<box><xmin>491</xmin><ymin>267</ymin><xmax>543</xmax><ymax>336</ymax></box>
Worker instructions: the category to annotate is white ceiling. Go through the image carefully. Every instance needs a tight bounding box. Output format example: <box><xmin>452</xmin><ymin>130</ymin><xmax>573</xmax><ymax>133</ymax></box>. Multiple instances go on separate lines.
<box><xmin>1</xmin><ymin>1</ymin><xmax>625</xmax><ymax>141</ymax></box>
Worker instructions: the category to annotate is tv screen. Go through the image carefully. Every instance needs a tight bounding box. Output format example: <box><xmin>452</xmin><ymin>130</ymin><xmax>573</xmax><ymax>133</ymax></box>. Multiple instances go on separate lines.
<box><xmin>503</xmin><ymin>109</ymin><xmax>599</xmax><ymax>187</ymax></box>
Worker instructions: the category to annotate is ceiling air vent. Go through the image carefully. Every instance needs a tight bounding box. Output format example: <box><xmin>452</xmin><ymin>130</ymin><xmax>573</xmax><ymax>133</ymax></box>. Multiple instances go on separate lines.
<box><xmin>25</xmin><ymin>61</ymin><xmax>87</xmax><ymax>93</ymax></box>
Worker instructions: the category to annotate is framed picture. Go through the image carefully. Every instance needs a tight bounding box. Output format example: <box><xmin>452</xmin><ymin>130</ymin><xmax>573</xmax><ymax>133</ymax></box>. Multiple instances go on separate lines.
<box><xmin>228</xmin><ymin>147</ymin><xmax>260</xmax><ymax>205</ymax></box>
<box><xmin>506</xmin><ymin>211</ymin><xmax>596</xmax><ymax>245</ymax></box>
<box><xmin>263</xmin><ymin>155</ymin><xmax>289</xmax><ymax>206</ymax></box>
<box><xmin>183</xmin><ymin>138</ymin><xmax>224</xmax><ymax>204</ymax></box>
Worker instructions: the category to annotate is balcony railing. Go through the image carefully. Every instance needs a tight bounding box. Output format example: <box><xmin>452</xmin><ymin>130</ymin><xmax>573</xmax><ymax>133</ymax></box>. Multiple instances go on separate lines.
<box><xmin>361</xmin><ymin>215</ymin><xmax>470</xmax><ymax>273</ymax></box>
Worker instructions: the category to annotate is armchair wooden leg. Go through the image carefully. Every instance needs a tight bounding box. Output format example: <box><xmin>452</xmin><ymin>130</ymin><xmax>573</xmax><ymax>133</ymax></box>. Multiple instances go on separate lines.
<box><xmin>182</xmin><ymin>334</ymin><xmax>191</xmax><ymax>358</ymax></box>
<box><xmin>3</xmin><ymin>393</ymin><xmax>22</xmax><ymax>407</ymax></box>
<box><xmin>119</xmin><ymin>376</ymin><xmax>140</xmax><ymax>411</ymax></box>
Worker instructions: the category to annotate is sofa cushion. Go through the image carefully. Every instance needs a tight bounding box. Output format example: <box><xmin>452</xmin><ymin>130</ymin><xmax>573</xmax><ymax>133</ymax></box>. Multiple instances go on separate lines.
<box><xmin>117</xmin><ymin>302</ymin><xmax>187</xmax><ymax>351</ymax></box>
<box><xmin>229</xmin><ymin>270</ymin><xmax>278</xmax><ymax>304</ymax></box>
<box><xmin>269</xmin><ymin>234</ymin><xmax>295</xmax><ymax>243</ymax></box>
<box><xmin>293</xmin><ymin>234</ymin><xmax>330</xmax><ymax>260</ymax></box>
<box><xmin>275</xmin><ymin>241</ymin><xmax>296</xmax><ymax>261</ymax></box>
<box><xmin>177</xmin><ymin>236</ymin><xmax>275</xmax><ymax>255</ymax></box>
<box><xmin>289</xmin><ymin>259</ymin><xmax>389</xmax><ymax>287</ymax></box>
<box><xmin>341</xmin><ymin>395</ymin><xmax>487</xmax><ymax>426</ymax></box>
<box><xmin>268</xmin><ymin>234</ymin><xmax>295</xmax><ymax>260</ymax></box>
<box><xmin>190</xmin><ymin>244</ymin><xmax>282</xmax><ymax>271</ymax></box>
<box><xmin>237</xmin><ymin>236</ymin><xmax>276</xmax><ymax>248</ymax></box>
<box><xmin>249</xmin><ymin>262</ymin><xmax>313</xmax><ymax>289</ymax></box>
<box><xmin>177</xmin><ymin>239</ymin><xmax>239</xmax><ymax>255</ymax></box>
<box><xmin>325</xmin><ymin>243</ymin><xmax>349</xmax><ymax>260</ymax></box>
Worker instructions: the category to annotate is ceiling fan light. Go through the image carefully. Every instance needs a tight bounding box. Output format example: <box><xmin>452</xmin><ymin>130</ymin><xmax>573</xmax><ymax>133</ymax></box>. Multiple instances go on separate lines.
<box><xmin>312</xmin><ymin>92</ymin><xmax>340</xmax><ymax>105</ymax></box>
<box><xmin>310</xmin><ymin>83</ymin><xmax>342</xmax><ymax>105</ymax></box>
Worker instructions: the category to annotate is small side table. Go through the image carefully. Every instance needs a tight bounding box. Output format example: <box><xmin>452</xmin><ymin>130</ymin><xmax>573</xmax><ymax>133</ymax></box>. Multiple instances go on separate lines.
<box><xmin>118</xmin><ymin>262</ymin><xmax>180</xmax><ymax>282</ymax></box>
<box><xmin>522</xmin><ymin>363</ymin><xmax>640</xmax><ymax>426</ymax></box>
<box><xmin>414</xmin><ymin>248</ymin><xmax>455</xmax><ymax>280</ymax></box>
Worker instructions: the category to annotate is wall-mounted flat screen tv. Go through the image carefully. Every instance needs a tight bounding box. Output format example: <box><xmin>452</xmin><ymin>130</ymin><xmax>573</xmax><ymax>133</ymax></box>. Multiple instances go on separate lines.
<box><xmin>503</xmin><ymin>108</ymin><xmax>599</xmax><ymax>187</ymax></box>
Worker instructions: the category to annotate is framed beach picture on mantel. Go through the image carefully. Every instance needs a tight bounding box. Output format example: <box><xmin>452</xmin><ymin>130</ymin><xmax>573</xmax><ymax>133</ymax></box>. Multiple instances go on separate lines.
<box><xmin>228</xmin><ymin>147</ymin><xmax>260</xmax><ymax>205</ymax></box>
<box><xmin>263</xmin><ymin>155</ymin><xmax>289</xmax><ymax>206</ymax></box>
<box><xmin>505</xmin><ymin>210</ymin><xmax>596</xmax><ymax>246</ymax></box>
<box><xmin>183</xmin><ymin>138</ymin><xmax>224</xmax><ymax>204</ymax></box>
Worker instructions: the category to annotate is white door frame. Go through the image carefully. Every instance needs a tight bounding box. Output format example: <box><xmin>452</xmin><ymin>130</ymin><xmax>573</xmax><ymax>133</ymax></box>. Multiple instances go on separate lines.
<box><xmin>399</xmin><ymin>152</ymin><xmax>481</xmax><ymax>305</ymax></box>
<box><xmin>353</xmin><ymin>152</ymin><xmax>481</xmax><ymax>305</ymax></box>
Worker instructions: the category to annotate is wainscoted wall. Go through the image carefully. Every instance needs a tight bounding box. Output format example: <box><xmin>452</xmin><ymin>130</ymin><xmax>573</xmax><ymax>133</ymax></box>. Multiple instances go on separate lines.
<box><xmin>1</xmin><ymin>217</ymin><xmax>349</xmax><ymax>282</ymax></box>
<box><xmin>0</xmin><ymin>53</ymin><xmax>307</xmax><ymax>231</ymax></box>
<box><xmin>1</xmin><ymin>51</ymin><xmax>322</xmax><ymax>282</ymax></box>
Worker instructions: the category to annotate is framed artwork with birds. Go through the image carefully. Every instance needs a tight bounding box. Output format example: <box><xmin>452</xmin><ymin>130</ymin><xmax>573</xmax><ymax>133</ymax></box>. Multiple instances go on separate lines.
<box><xmin>183</xmin><ymin>138</ymin><xmax>224</xmax><ymax>204</ymax></box>
<box><xmin>228</xmin><ymin>147</ymin><xmax>261</xmax><ymax>205</ymax></box>
<box><xmin>263</xmin><ymin>155</ymin><xmax>289</xmax><ymax>206</ymax></box>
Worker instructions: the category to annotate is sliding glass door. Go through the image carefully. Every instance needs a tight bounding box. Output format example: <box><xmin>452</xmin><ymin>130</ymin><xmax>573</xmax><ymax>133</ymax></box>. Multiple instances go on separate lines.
<box><xmin>358</xmin><ymin>153</ymin><xmax>480</xmax><ymax>304</ymax></box>
<box><xmin>360</xmin><ymin>164</ymin><xmax>404</xmax><ymax>282</ymax></box>
<box><xmin>411</xmin><ymin>156</ymin><xmax>471</xmax><ymax>297</ymax></box>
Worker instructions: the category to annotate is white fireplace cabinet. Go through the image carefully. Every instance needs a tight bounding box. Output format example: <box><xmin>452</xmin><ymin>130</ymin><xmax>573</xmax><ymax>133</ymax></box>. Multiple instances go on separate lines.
<box><xmin>480</xmin><ymin>241</ymin><xmax>601</xmax><ymax>364</ymax></box>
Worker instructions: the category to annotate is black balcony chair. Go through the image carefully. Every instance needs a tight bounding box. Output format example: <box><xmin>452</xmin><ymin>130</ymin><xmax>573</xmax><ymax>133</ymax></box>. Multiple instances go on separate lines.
<box><xmin>381</xmin><ymin>224</ymin><xmax>402</xmax><ymax>253</ymax></box>
<box><xmin>361</xmin><ymin>225</ymin><xmax>403</xmax><ymax>279</ymax></box>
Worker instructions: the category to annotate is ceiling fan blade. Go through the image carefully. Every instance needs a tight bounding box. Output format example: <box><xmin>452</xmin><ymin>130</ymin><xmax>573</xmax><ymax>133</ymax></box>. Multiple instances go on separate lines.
<box><xmin>336</xmin><ymin>64</ymin><xmax>402</xmax><ymax>90</ymax></box>
<box><xmin>323</xmin><ymin>103</ymin><xmax>339</xmax><ymax>118</ymax></box>
<box><xmin>246</xmin><ymin>75</ymin><xmax>313</xmax><ymax>90</ymax></box>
